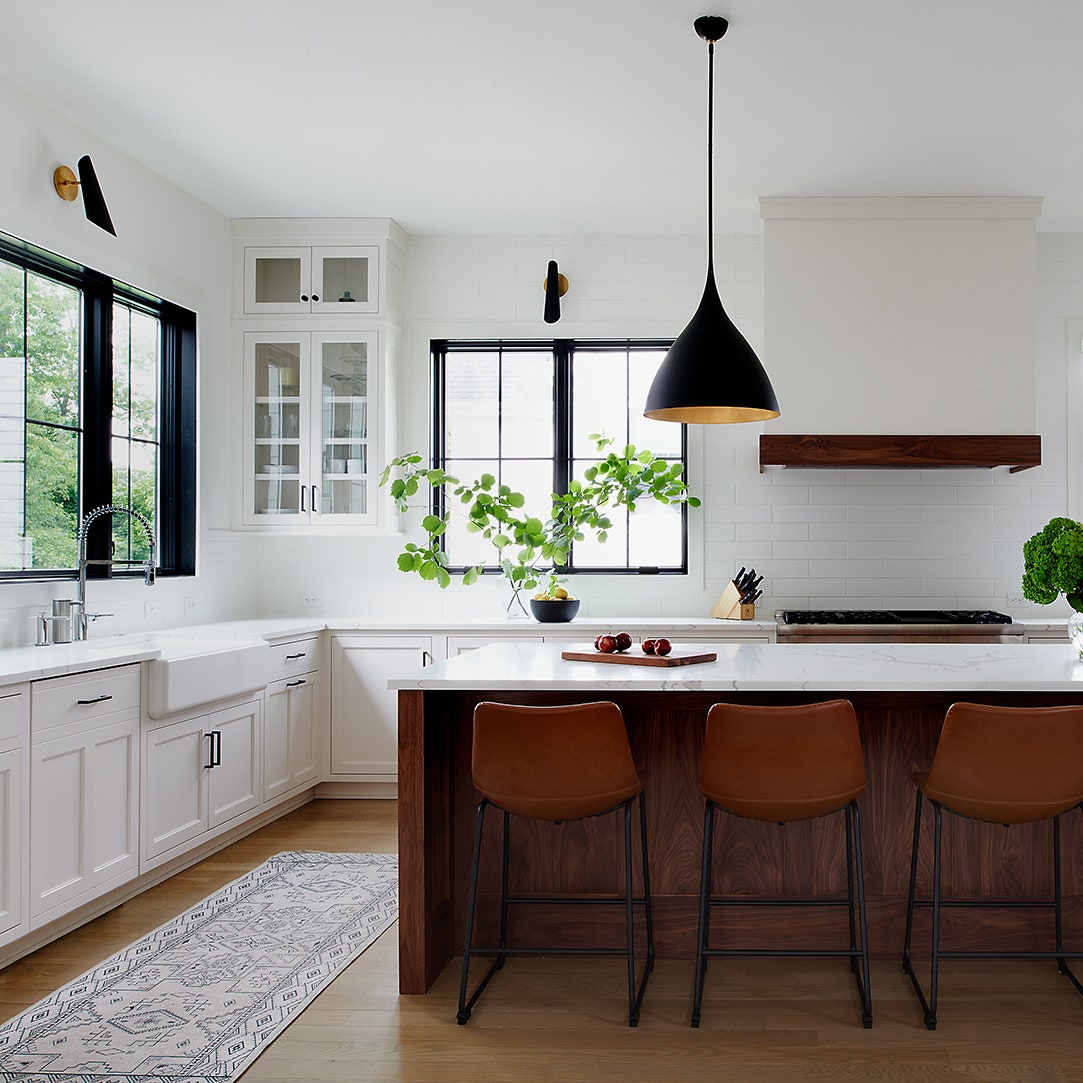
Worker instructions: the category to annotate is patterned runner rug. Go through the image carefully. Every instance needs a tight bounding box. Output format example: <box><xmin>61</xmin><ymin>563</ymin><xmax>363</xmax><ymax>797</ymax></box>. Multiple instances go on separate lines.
<box><xmin>0</xmin><ymin>850</ymin><xmax>398</xmax><ymax>1082</ymax></box>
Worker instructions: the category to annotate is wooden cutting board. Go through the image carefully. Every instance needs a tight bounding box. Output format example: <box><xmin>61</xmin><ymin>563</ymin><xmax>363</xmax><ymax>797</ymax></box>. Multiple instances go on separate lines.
<box><xmin>560</xmin><ymin>648</ymin><xmax>717</xmax><ymax>668</ymax></box>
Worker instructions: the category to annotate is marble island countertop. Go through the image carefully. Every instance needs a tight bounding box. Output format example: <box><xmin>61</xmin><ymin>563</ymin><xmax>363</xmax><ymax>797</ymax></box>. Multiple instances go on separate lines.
<box><xmin>389</xmin><ymin>639</ymin><xmax>1083</xmax><ymax>693</ymax></box>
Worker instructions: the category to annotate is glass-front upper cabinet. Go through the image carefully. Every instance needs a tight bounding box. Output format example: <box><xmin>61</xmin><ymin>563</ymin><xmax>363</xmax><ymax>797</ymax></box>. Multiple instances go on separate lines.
<box><xmin>243</xmin><ymin>330</ymin><xmax>378</xmax><ymax>526</ymax></box>
<box><xmin>243</xmin><ymin>246</ymin><xmax>379</xmax><ymax>315</ymax></box>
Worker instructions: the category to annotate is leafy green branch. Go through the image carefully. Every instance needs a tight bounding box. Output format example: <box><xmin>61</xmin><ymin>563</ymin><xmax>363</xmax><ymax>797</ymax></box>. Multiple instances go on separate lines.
<box><xmin>379</xmin><ymin>434</ymin><xmax>700</xmax><ymax>600</ymax></box>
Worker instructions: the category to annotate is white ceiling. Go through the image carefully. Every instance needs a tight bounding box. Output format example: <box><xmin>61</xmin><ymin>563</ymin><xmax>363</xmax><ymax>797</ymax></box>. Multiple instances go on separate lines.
<box><xmin>5</xmin><ymin>0</ymin><xmax>1083</xmax><ymax>236</ymax></box>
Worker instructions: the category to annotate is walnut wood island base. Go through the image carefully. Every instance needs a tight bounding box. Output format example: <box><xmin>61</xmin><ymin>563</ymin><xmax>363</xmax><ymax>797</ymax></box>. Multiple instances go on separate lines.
<box><xmin>393</xmin><ymin>641</ymin><xmax>1083</xmax><ymax>994</ymax></box>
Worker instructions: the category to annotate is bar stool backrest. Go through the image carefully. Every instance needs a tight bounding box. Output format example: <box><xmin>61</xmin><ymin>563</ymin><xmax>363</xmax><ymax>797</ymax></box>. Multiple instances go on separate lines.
<box><xmin>701</xmin><ymin>699</ymin><xmax>865</xmax><ymax>822</ymax></box>
<box><xmin>923</xmin><ymin>702</ymin><xmax>1083</xmax><ymax>824</ymax></box>
<box><xmin>472</xmin><ymin>700</ymin><xmax>642</xmax><ymax>821</ymax></box>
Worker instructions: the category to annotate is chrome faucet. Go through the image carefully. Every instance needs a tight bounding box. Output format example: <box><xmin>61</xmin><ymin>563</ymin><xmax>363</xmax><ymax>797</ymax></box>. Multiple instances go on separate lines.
<box><xmin>75</xmin><ymin>504</ymin><xmax>157</xmax><ymax>640</ymax></box>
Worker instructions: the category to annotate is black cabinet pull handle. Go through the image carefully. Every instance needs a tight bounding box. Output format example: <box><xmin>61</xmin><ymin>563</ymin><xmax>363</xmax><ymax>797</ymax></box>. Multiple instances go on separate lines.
<box><xmin>211</xmin><ymin>730</ymin><xmax>222</xmax><ymax>767</ymax></box>
<box><xmin>77</xmin><ymin>693</ymin><xmax>113</xmax><ymax>705</ymax></box>
<box><xmin>286</xmin><ymin>679</ymin><xmax>306</xmax><ymax>688</ymax></box>
<box><xmin>284</xmin><ymin>652</ymin><xmax>306</xmax><ymax>660</ymax></box>
<box><xmin>203</xmin><ymin>732</ymin><xmax>215</xmax><ymax>769</ymax></box>
<box><xmin>300</xmin><ymin>485</ymin><xmax>306</xmax><ymax>513</ymax></box>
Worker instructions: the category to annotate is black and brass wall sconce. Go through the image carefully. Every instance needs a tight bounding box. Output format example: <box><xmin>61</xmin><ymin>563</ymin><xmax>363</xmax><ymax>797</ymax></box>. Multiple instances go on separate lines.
<box><xmin>543</xmin><ymin>260</ymin><xmax>569</xmax><ymax>323</ymax></box>
<box><xmin>53</xmin><ymin>155</ymin><xmax>116</xmax><ymax>236</ymax></box>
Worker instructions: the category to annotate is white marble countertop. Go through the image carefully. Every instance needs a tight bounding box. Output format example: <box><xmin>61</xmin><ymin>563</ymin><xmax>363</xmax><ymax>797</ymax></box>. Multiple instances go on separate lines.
<box><xmin>388</xmin><ymin>639</ymin><xmax>1083</xmax><ymax>693</ymax></box>
<box><xmin>0</xmin><ymin>619</ymin><xmax>325</xmax><ymax>687</ymax></box>
<box><xmin>0</xmin><ymin>613</ymin><xmax>1068</xmax><ymax>689</ymax></box>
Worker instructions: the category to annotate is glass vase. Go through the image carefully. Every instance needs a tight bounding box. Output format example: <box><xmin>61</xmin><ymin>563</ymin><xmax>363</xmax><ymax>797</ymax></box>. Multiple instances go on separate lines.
<box><xmin>1068</xmin><ymin>611</ymin><xmax>1083</xmax><ymax>659</ymax></box>
<box><xmin>504</xmin><ymin>582</ymin><xmax>530</xmax><ymax>621</ymax></box>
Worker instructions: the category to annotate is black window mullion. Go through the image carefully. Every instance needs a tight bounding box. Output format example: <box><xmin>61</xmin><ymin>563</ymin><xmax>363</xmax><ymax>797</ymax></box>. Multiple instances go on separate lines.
<box><xmin>430</xmin><ymin>340</ymin><xmax>448</xmax><ymax>526</ymax></box>
<box><xmin>82</xmin><ymin>274</ymin><xmax>113</xmax><ymax>577</ymax></box>
<box><xmin>160</xmin><ymin>303</ymin><xmax>196</xmax><ymax>575</ymax></box>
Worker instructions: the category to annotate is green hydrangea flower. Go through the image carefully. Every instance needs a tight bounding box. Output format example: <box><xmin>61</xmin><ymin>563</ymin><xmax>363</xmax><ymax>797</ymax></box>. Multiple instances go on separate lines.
<box><xmin>1022</xmin><ymin>517</ymin><xmax>1083</xmax><ymax>612</ymax></box>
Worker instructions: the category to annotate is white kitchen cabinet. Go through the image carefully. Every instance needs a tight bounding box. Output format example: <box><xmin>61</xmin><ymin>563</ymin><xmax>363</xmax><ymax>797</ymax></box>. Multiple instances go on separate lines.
<box><xmin>0</xmin><ymin>686</ymin><xmax>28</xmax><ymax>948</ymax></box>
<box><xmin>329</xmin><ymin>635</ymin><xmax>432</xmax><ymax>782</ymax></box>
<box><xmin>242</xmin><ymin>329</ymin><xmax>379</xmax><ymax>527</ymax></box>
<box><xmin>142</xmin><ymin>697</ymin><xmax>261</xmax><ymax>867</ymax></box>
<box><xmin>30</xmin><ymin>666</ymin><xmax>140</xmax><ymax>929</ymax></box>
<box><xmin>264</xmin><ymin>637</ymin><xmax>320</xmax><ymax>802</ymax></box>
<box><xmin>243</xmin><ymin>245</ymin><xmax>379</xmax><ymax>315</ymax></box>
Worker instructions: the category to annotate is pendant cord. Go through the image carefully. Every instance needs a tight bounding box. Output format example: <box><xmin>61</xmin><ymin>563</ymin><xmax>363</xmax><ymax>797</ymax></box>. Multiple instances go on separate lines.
<box><xmin>706</xmin><ymin>39</ymin><xmax>715</xmax><ymax>277</ymax></box>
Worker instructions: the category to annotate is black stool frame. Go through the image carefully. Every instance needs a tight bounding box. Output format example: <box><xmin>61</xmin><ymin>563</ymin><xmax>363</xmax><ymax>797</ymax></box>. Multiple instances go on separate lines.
<box><xmin>903</xmin><ymin>793</ymin><xmax>1083</xmax><ymax>1030</ymax></box>
<box><xmin>691</xmin><ymin>797</ymin><xmax>873</xmax><ymax>1029</ymax></box>
<box><xmin>457</xmin><ymin>792</ymin><xmax>654</xmax><ymax>1027</ymax></box>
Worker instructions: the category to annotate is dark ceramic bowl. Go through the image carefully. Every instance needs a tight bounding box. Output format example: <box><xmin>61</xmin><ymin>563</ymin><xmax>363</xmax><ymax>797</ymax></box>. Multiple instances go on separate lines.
<box><xmin>529</xmin><ymin>598</ymin><xmax>581</xmax><ymax>623</ymax></box>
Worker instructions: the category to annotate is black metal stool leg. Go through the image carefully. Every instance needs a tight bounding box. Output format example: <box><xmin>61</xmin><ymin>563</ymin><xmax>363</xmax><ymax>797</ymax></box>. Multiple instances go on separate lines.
<box><xmin>1052</xmin><ymin>813</ymin><xmax>1083</xmax><ymax>996</ymax></box>
<box><xmin>498</xmin><ymin>809</ymin><xmax>510</xmax><ymax>968</ymax></box>
<box><xmin>623</xmin><ymin>799</ymin><xmax>639</xmax><ymax>1027</ymax></box>
<box><xmin>849</xmin><ymin>800</ymin><xmax>873</xmax><ymax>1027</ymax></box>
<box><xmin>926</xmin><ymin>801</ymin><xmax>943</xmax><ymax>1030</ymax></box>
<box><xmin>902</xmin><ymin>789</ymin><xmax>934</xmax><ymax>1025</ymax></box>
<box><xmin>639</xmin><ymin>792</ymin><xmax>655</xmax><ymax>973</ymax></box>
<box><xmin>457</xmin><ymin>799</ymin><xmax>489</xmax><ymax>1024</ymax></box>
<box><xmin>691</xmin><ymin>800</ymin><xmax>715</xmax><ymax>1028</ymax></box>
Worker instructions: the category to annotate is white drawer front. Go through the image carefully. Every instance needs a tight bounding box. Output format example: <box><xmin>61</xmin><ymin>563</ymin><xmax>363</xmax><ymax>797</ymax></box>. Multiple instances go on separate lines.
<box><xmin>32</xmin><ymin>665</ymin><xmax>140</xmax><ymax>735</ymax></box>
<box><xmin>268</xmin><ymin>638</ymin><xmax>320</xmax><ymax>679</ymax></box>
<box><xmin>0</xmin><ymin>687</ymin><xmax>27</xmax><ymax>745</ymax></box>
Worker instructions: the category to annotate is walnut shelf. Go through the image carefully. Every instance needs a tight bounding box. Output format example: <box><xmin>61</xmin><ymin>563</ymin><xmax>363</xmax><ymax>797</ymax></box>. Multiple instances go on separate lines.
<box><xmin>759</xmin><ymin>434</ymin><xmax>1041</xmax><ymax>473</ymax></box>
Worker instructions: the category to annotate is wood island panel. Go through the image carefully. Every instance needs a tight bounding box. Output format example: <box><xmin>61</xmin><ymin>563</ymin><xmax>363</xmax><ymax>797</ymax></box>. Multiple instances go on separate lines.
<box><xmin>397</xmin><ymin>687</ymin><xmax>1083</xmax><ymax>994</ymax></box>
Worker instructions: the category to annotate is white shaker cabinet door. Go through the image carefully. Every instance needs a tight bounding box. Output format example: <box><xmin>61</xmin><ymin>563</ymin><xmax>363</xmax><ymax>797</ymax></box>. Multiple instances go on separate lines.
<box><xmin>31</xmin><ymin>717</ymin><xmax>139</xmax><ymax>928</ymax></box>
<box><xmin>264</xmin><ymin>674</ymin><xmax>318</xmax><ymax>802</ymax></box>
<box><xmin>0</xmin><ymin>747</ymin><xmax>25</xmax><ymax>944</ymax></box>
<box><xmin>142</xmin><ymin>716</ymin><xmax>207</xmax><ymax>862</ymax></box>
<box><xmin>329</xmin><ymin>636</ymin><xmax>431</xmax><ymax>779</ymax></box>
<box><xmin>206</xmin><ymin>699</ymin><xmax>262</xmax><ymax>831</ymax></box>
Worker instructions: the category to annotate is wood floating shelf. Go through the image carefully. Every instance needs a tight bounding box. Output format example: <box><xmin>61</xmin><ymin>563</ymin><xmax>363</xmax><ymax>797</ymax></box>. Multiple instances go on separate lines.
<box><xmin>758</xmin><ymin>434</ymin><xmax>1042</xmax><ymax>473</ymax></box>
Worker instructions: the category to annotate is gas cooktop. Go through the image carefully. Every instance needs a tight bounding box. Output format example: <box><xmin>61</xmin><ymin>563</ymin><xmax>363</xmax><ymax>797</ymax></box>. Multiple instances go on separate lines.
<box><xmin>779</xmin><ymin>609</ymin><xmax>1014</xmax><ymax>625</ymax></box>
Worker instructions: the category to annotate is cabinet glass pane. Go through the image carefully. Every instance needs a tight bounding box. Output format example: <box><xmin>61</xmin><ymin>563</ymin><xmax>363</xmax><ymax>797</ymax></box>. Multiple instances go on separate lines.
<box><xmin>253</xmin><ymin>258</ymin><xmax>303</xmax><ymax>305</ymax></box>
<box><xmin>254</xmin><ymin>342</ymin><xmax>301</xmax><ymax>398</ymax></box>
<box><xmin>254</xmin><ymin>477</ymin><xmax>301</xmax><ymax>516</ymax></box>
<box><xmin>322</xmin><ymin>479</ymin><xmax>367</xmax><ymax>515</ymax></box>
<box><xmin>253</xmin><ymin>341</ymin><xmax>302</xmax><ymax>516</ymax></box>
<box><xmin>321</xmin><ymin>257</ymin><xmax>370</xmax><ymax>305</ymax></box>
<box><xmin>321</xmin><ymin>342</ymin><xmax>368</xmax><ymax>485</ymax></box>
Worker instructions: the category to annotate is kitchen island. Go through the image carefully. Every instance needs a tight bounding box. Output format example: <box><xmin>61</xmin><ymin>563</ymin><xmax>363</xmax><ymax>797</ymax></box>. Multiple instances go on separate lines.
<box><xmin>391</xmin><ymin>639</ymin><xmax>1083</xmax><ymax>994</ymax></box>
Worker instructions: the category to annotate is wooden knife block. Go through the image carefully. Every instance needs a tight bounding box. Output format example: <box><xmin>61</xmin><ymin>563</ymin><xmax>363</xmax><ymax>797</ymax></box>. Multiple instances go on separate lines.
<box><xmin>711</xmin><ymin>581</ymin><xmax>755</xmax><ymax>620</ymax></box>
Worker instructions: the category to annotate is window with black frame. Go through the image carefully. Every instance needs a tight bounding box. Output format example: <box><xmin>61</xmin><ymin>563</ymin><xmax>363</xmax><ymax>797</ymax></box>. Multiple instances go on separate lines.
<box><xmin>432</xmin><ymin>339</ymin><xmax>689</xmax><ymax>574</ymax></box>
<box><xmin>0</xmin><ymin>232</ymin><xmax>195</xmax><ymax>579</ymax></box>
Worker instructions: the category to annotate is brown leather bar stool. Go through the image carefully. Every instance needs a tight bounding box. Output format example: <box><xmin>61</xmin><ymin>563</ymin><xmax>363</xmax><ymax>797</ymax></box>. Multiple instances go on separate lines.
<box><xmin>903</xmin><ymin>701</ymin><xmax>1083</xmax><ymax>1029</ymax></box>
<box><xmin>692</xmin><ymin>699</ymin><xmax>872</xmax><ymax>1028</ymax></box>
<box><xmin>457</xmin><ymin>700</ymin><xmax>654</xmax><ymax>1026</ymax></box>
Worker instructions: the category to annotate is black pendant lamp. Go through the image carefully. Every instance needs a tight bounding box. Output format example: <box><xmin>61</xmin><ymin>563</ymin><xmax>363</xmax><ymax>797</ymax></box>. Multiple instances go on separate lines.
<box><xmin>644</xmin><ymin>16</ymin><xmax>779</xmax><ymax>424</ymax></box>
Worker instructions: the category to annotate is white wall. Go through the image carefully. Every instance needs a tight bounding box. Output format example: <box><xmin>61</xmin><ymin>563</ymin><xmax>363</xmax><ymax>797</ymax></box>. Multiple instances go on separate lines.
<box><xmin>251</xmin><ymin>230</ymin><xmax>1081</xmax><ymax>622</ymax></box>
<box><xmin>0</xmin><ymin>75</ymin><xmax>260</xmax><ymax>646</ymax></box>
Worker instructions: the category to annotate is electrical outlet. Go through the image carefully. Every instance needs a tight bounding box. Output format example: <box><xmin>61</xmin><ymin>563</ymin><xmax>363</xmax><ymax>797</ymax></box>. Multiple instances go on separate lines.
<box><xmin>144</xmin><ymin>600</ymin><xmax>162</xmax><ymax>619</ymax></box>
<box><xmin>301</xmin><ymin>591</ymin><xmax>323</xmax><ymax>608</ymax></box>
<box><xmin>1005</xmin><ymin>591</ymin><xmax>1030</xmax><ymax>608</ymax></box>
<box><xmin>183</xmin><ymin>596</ymin><xmax>199</xmax><ymax>614</ymax></box>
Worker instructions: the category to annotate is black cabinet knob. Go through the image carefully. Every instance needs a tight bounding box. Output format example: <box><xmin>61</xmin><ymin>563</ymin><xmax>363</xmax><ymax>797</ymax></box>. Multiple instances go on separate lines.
<box><xmin>300</xmin><ymin>294</ymin><xmax>309</xmax><ymax>302</ymax></box>
<box><xmin>311</xmin><ymin>294</ymin><xmax>319</xmax><ymax>302</ymax></box>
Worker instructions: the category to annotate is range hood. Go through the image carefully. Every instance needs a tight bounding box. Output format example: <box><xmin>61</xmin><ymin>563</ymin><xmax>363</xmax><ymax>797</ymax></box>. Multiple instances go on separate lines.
<box><xmin>758</xmin><ymin>197</ymin><xmax>1042</xmax><ymax>470</ymax></box>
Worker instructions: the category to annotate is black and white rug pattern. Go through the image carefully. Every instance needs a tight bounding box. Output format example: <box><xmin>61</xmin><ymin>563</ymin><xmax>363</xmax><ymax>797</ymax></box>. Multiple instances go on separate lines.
<box><xmin>0</xmin><ymin>850</ymin><xmax>398</xmax><ymax>1082</ymax></box>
